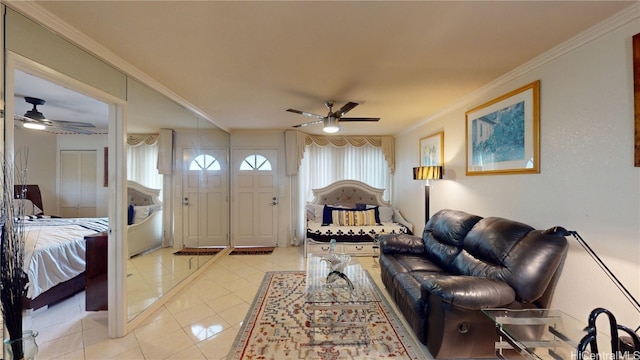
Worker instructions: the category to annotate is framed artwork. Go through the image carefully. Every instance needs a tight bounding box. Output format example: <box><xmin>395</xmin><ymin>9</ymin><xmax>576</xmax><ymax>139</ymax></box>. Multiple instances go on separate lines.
<box><xmin>419</xmin><ymin>131</ymin><xmax>444</xmax><ymax>166</ymax></box>
<box><xmin>465</xmin><ymin>80</ymin><xmax>540</xmax><ymax>175</ymax></box>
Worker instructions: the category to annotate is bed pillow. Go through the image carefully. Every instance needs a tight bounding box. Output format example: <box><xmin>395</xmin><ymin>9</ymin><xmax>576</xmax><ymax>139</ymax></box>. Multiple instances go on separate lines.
<box><xmin>305</xmin><ymin>204</ymin><xmax>325</xmax><ymax>223</ymax></box>
<box><xmin>378</xmin><ymin>206</ymin><xmax>394</xmax><ymax>223</ymax></box>
<box><xmin>355</xmin><ymin>203</ymin><xmax>382</xmax><ymax>224</ymax></box>
<box><xmin>12</xmin><ymin>199</ymin><xmax>43</xmax><ymax>216</ymax></box>
<box><xmin>322</xmin><ymin>205</ymin><xmax>350</xmax><ymax>225</ymax></box>
<box><xmin>331</xmin><ymin>209</ymin><xmax>377</xmax><ymax>226</ymax></box>
<box><xmin>127</xmin><ymin>204</ymin><xmax>135</xmax><ymax>225</ymax></box>
<box><xmin>133</xmin><ymin>205</ymin><xmax>151</xmax><ymax>224</ymax></box>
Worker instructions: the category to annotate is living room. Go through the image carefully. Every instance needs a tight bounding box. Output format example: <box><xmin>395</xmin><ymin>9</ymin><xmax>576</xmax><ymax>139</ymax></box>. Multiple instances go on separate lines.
<box><xmin>1</xmin><ymin>1</ymin><xmax>639</xmax><ymax>359</ymax></box>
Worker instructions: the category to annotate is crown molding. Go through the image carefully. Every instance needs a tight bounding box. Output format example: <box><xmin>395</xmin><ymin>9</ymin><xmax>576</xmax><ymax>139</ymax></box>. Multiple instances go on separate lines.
<box><xmin>2</xmin><ymin>0</ymin><xmax>229</xmax><ymax>133</ymax></box>
<box><xmin>399</xmin><ymin>2</ymin><xmax>640</xmax><ymax>137</ymax></box>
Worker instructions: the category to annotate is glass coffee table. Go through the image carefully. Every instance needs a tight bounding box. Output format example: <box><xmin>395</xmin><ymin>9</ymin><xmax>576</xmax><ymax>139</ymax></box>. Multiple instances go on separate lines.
<box><xmin>305</xmin><ymin>255</ymin><xmax>380</xmax><ymax>344</ymax></box>
<box><xmin>482</xmin><ymin>308</ymin><xmax>611</xmax><ymax>359</ymax></box>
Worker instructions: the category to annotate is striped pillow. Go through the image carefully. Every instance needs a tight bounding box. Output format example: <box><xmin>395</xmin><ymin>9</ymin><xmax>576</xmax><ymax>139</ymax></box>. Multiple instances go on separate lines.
<box><xmin>331</xmin><ymin>209</ymin><xmax>377</xmax><ymax>226</ymax></box>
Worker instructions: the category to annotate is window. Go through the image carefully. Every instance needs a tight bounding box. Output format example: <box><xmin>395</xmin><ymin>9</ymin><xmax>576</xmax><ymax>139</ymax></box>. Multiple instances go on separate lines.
<box><xmin>299</xmin><ymin>143</ymin><xmax>390</xmax><ymax>201</ymax></box>
<box><xmin>190</xmin><ymin>154</ymin><xmax>221</xmax><ymax>171</ymax></box>
<box><xmin>239</xmin><ymin>154</ymin><xmax>272</xmax><ymax>171</ymax></box>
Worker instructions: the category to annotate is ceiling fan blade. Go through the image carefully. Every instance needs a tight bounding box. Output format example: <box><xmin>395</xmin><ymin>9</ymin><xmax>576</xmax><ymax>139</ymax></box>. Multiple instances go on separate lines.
<box><xmin>47</xmin><ymin>119</ymin><xmax>96</xmax><ymax>128</ymax></box>
<box><xmin>292</xmin><ymin>119</ymin><xmax>323</xmax><ymax>128</ymax></box>
<box><xmin>340</xmin><ymin>117</ymin><xmax>380</xmax><ymax>122</ymax></box>
<box><xmin>336</xmin><ymin>102</ymin><xmax>358</xmax><ymax>117</ymax></box>
<box><xmin>59</xmin><ymin>127</ymin><xmax>95</xmax><ymax>135</ymax></box>
<box><xmin>286</xmin><ymin>108</ymin><xmax>324</xmax><ymax>120</ymax></box>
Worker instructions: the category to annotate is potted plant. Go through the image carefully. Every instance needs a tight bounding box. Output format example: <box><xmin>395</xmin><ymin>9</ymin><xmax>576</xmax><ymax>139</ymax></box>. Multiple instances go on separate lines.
<box><xmin>1</xmin><ymin>153</ymin><xmax>37</xmax><ymax>360</ymax></box>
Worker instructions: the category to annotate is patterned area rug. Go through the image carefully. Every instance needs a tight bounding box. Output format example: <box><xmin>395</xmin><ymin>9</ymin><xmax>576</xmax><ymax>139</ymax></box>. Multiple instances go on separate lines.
<box><xmin>229</xmin><ymin>247</ymin><xmax>275</xmax><ymax>255</ymax></box>
<box><xmin>227</xmin><ymin>271</ymin><xmax>424</xmax><ymax>359</ymax></box>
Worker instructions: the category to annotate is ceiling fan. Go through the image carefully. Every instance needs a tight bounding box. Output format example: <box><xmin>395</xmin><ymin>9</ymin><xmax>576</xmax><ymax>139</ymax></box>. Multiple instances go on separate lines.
<box><xmin>15</xmin><ymin>96</ymin><xmax>97</xmax><ymax>135</ymax></box>
<box><xmin>287</xmin><ymin>100</ymin><xmax>380</xmax><ymax>133</ymax></box>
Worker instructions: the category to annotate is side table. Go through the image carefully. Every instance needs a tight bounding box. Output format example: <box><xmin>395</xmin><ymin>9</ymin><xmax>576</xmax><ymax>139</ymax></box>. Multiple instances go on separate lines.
<box><xmin>482</xmin><ymin>308</ymin><xmax>609</xmax><ymax>360</ymax></box>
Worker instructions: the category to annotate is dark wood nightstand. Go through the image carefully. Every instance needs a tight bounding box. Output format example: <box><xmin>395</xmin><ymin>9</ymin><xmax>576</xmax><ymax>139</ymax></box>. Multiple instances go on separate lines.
<box><xmin>85</xmin><ymin>231</ymin><xmax>108</xmax><ymax>311</ymax></box>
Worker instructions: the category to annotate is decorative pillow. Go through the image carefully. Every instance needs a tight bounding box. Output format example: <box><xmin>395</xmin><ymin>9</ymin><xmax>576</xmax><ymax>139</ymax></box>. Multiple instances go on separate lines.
<box><xmin>133</xmin><ymin>205</ymin><xmax>151</xmax><ymax>224</ymax></box>
<box><xmin>331</xmin><ymin>209</ymin><xmax>377</xmax><ymax>226</ymax></box>
<box><xmin>322</xmin><ymin>205</ymin><xmax>352</xmax><ymax>225</ymax></box>
<box><xmin>127</xmin><ymin>204</ymin><xmax>135</xmax><ymax>225</ymax></box>
<box><xmin>378</xmin><ymin>206</ymin><xmax>394</xmax><ymax>223</ymax></box>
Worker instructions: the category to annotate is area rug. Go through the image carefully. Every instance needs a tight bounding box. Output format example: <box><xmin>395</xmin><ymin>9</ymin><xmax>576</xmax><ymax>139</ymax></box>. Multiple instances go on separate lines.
<box><xmin>229</xmin><ymin>247</ymin><xmax>275</xmax><ymax>255</ymax></box>
<box><xmin>227</xmin><ymin>271</ymin><xmax>424</xmax><ymax>359</ymax></box>
<box><xmin>174</xmin><ymin>247</ymin><xmax>224</xmax><ymax>256</ymax></box>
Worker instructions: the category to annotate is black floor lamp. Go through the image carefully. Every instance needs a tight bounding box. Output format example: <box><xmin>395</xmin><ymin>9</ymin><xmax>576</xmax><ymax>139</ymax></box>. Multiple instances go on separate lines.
<box><xmin>413</xmin><ymin>165</ymin><xmax>442</xmax><ymax>225</ymax></box>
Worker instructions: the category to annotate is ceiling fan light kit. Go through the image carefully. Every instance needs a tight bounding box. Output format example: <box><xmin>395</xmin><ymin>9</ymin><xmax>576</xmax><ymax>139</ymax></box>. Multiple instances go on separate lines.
<box><xmin>288</xmin><ymin>100</ymin><xmax>380</xmax><ymax>133</ymax></box>
<box><xmin>23</xmin><ymin>122</ymin><xmax>46</xmax><ymax>130</ymax></box>
<box><xmin>323</xmin><ymin>117</ymin><xmax>340</xmax><ymax>133</ymax></box>
<box><xmin>16</xmin><ymin>96</ymin><xmax>97</xmax><ymax>134</ymax></box>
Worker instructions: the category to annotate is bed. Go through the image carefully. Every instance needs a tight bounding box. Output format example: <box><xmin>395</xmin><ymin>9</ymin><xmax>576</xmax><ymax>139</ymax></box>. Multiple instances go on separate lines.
<box><xmin>15</xmin><ymin>181</ymin><xmax>163</xmax><ymax>310</ymax></box>
<box><xmin>304</xmin><ymin>180</ymin><xmax>413</xmax><ymax>257</ymax></box>
<box><xmin>126</xmin><ymin>180</ymin><xmax>163</xmax><ymax>257</ymax></box>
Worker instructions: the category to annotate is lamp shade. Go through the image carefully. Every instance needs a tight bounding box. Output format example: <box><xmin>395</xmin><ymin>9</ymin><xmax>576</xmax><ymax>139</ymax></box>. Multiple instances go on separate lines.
<box><xmin>413</xmin><ymin>166</ymin><xmax>442</xmax><ymax>180</ymax></box>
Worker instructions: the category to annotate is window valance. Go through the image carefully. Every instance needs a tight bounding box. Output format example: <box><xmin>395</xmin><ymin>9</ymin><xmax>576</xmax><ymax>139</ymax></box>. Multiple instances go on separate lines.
<box><xmin>285</xmin><ymin>130</ymin><xmax>395</xmax><ymax>175</ymax></box>
<box><xmin>126</xmin><ymin>134</ymin><xmax>159</xmax><ymax>146</ymax></box>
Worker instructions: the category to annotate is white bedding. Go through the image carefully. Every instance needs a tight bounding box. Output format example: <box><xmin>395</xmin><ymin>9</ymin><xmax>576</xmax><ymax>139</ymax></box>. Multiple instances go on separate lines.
<box><xmin>21</xmin><ymin>217</ymin><xmax>109</xmax><ymax>299</ymax></box>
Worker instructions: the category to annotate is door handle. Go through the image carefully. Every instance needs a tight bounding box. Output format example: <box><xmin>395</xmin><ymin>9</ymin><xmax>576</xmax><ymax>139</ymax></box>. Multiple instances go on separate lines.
<box><xmin>271</xmin><ymin>197</ymin><xmax>278</xmax><ymax>206</ymax></box>
<box><xmin>183</xmin><ymin>197</ymin><xmax>189</xmax><ymax>206</ymax></box>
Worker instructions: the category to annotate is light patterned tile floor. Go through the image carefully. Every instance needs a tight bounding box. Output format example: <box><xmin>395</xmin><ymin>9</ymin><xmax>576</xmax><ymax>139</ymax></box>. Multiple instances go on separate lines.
<box><xmin>13</xmin><ymin>246</ymin><xmax>431</xmax><ymax>359</ymax></box>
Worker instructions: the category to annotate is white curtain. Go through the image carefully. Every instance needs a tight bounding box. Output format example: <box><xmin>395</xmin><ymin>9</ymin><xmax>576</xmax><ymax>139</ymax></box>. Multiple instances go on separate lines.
<box><xmin>295</xmin><ymin>142</ymin><xmax>391</xmax><ymax>244</ymax></box>
<box><xmin>127</xmin><ymin>136</ymin><xmax>163</xmax><ymax>193</ymax></box>
<box><xmin>299</xmin><ymin>143</ymin><xmax>391</xmax><ymax>201</ymax></box>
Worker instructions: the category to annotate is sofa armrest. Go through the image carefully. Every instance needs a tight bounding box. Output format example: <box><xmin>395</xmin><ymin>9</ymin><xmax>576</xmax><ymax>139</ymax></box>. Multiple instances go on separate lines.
<box><xmin>380</xmin><ymin>233</ymin><xmax>426</xmax><ymax>255</ymax></box>
<box><xmin>420</xmin><ymin>275</ymin><xmax>516</xmax><ymax>310</ymax></box>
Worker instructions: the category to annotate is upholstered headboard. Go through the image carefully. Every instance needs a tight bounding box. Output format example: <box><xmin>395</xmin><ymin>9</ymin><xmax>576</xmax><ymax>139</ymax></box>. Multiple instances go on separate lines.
<box><xmin>127</xmin><ymin>181</ymin><xmax>161</xmax><ymax>206</ymax></box>
<box><xmin>309</xmin><ymin>180</ymin><xmax>390</xmax><ymax>208</ymax></box>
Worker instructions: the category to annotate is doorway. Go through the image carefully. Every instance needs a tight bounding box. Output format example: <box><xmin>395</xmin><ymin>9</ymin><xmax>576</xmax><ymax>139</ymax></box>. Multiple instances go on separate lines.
<box><xmin>231</xmin><ymin>149</ymin><xmax>278</xmax><ymax>247</ymax></box>
<box><xmin>181</xmin><ymin>148</ymin><xmax>229</xmax><ymax>247</ymax></box>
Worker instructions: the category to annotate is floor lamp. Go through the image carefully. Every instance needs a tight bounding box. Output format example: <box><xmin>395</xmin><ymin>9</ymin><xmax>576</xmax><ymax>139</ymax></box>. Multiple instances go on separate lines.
<box><xmin>413</xmin><ymin>165</ymin><xmax>442</xmax><ymax>225</ymax></box>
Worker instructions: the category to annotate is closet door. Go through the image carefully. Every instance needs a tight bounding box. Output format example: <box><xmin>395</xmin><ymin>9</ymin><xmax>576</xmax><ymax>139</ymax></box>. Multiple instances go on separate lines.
<box><xmin>60</xmin><ymin>150</ymin><xmax>97</xmax><ymax>217</ymax></box>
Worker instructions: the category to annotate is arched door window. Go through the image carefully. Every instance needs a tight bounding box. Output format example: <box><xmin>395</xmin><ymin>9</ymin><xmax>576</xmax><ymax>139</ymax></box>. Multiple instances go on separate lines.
<box><xmin>239</xmin><ymin>154</ymin><xmax>272</xmax><ymax>171</ymax></box>
<box><xmin>189</xmin><ymin>154</ymin><xmax>221</xmax><ymax>171</ymax></box>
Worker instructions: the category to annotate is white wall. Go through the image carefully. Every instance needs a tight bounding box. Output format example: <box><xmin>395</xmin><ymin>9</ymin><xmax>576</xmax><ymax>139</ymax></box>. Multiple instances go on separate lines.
<box><xmin>14</xmin><ymin>129</ymin><xmax>109</xmax><ymax>216</ymax></box>
<box><xmin>393</xmin><ymin>10</ymin><xmax>640</xmax><ymax>325</ymax></box>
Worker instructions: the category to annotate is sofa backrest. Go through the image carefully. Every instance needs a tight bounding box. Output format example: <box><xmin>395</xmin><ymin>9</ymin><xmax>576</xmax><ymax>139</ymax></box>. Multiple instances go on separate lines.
<box><xmin>422</xmin><ymin>209</ymin><xmax>482</xmax><ymax>272</ymax></box>
<box><xmin>452</xmin><ymin>216</ymin><xmax>569</xmax><ymax>303</ymax></box>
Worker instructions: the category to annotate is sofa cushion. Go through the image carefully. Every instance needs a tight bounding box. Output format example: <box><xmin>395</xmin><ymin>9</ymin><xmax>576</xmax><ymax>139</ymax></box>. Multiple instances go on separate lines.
<box><xmin>422</xmin><ymin>209</ymin><xmax>482</xmax><ymax>272</ymax></box>
<box><xmin>454</xmin><ymin>217</ymin><xmax>569</xmax><ymax>303</ymax></box>
<box><xmin>416</xmin><ymin>273</ymin><xmax>516</xmax><ymax>310</ymax></box>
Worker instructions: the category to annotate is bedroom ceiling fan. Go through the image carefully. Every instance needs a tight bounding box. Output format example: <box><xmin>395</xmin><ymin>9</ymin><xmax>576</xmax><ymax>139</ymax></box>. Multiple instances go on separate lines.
<box><xmin>15</xmin><ymin>96</ymin><xmax>97</xmax><ymax>135</ymax></box>
<box><xmin>287</xmin><ymin>101</ymin><xmax>380</xmax><ymax>133</ymax></box>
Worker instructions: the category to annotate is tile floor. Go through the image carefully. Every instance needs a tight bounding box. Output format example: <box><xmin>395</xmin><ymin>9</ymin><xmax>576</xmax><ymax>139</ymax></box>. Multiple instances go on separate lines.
<box><xmin>11</xmin><ymin>246</ymin><xmax>431</xmax><ymax>359</ymax></box>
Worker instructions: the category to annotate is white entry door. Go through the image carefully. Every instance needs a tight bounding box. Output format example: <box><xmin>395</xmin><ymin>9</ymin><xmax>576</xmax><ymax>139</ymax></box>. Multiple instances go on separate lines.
<box><xmin>231</xmin><ymin>149</ymin><xmax>278</xmax><ymax>247</ymax></box>
<box><xmin>182</xmin><ymin>148</ymin><xmax>229</xmax><ymax>247</ymax></box>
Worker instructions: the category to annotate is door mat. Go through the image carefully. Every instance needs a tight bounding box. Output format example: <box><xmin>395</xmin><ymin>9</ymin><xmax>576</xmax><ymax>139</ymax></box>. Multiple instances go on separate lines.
<box><xmin>227</xmin><ymin>271</ymin><xmax>424</xmax><ymax>359</ymax></box>
<box><xmin>174</xmin><ymin>247</ymin><xmax>224</xmax><ymax>256</ymax></box>
<box><xmin>229</xmin><ymin>247</ymin><xmax>275</xmax><ymax>255</ymax></box>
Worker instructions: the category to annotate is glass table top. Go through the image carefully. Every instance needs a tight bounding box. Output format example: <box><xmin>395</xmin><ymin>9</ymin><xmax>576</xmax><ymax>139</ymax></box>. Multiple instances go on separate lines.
<box><xmin>305</xmin><ymin>255</ymin><xmax>380</xmax><ymax>304</ymax></box>
<box><xmin>482</xmin><ymin>308</ymin><xmax>614</xmax><ymax>360</ymax></box>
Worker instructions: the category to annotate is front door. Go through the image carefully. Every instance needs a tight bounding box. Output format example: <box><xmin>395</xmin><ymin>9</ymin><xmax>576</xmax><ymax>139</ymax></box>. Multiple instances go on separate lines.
<box><xmin>182</xmin><ymin>148</ymin><xmax>229</xmax><ymax>247</ymax></box>
<box><xmin>231</xmin><ymin>149</ymin><xmax>278</xmax><ymax>247</ymax></box>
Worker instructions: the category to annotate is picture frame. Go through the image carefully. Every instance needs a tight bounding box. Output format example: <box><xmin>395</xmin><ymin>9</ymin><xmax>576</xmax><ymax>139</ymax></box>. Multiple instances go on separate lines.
<box><xmin>465</xmin><ymin>80</ymin><xmax>540</xmax><ymax>175</ymax></box>
<box><xmin>419</xmin><ymin>131</ymin><xmax>444</xmax><ymax>166</ymax></box>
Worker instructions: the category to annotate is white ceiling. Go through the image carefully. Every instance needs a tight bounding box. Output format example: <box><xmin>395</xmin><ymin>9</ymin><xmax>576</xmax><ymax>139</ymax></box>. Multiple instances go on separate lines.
<box><xmin>9</xmin><ymin>1</ymin><xmax>637</xmax><ymax>135</ymax></box>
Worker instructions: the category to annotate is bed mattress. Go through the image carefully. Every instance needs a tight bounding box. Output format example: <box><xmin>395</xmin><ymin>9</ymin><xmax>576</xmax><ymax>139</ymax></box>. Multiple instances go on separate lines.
<box><xmin>21</xmin><ymin>216</ymin><xmax>109</xmax><ymax>299</ymax></box>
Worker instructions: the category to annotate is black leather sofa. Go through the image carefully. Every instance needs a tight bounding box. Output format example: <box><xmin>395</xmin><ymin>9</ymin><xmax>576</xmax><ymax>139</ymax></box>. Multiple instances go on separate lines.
<box><xmin>379</xmin><ymin>209</ymin><xmax>569</xmax><ymax>359</ymax></box>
